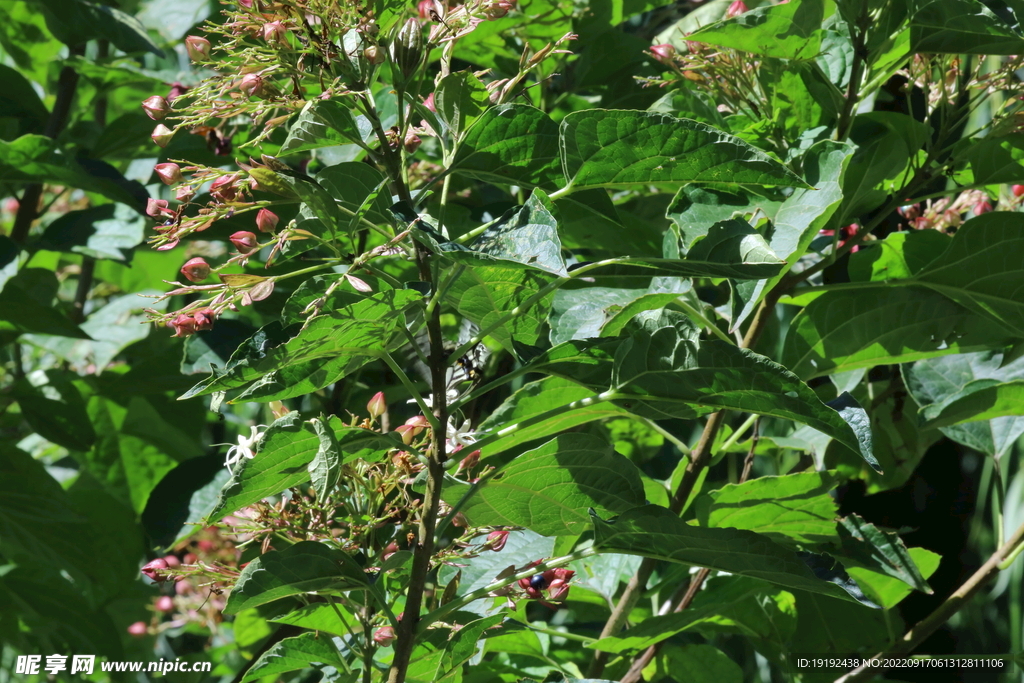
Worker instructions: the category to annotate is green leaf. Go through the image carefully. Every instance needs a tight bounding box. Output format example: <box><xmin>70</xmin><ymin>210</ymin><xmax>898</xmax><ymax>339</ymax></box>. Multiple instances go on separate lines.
<box><xmin>686</xmin><ymin>0</ymin><xmax>825</xmax><ymax>60</ymax></box>
<box><xmin>846</xmin><ymin>547</ymin><xmax>941</xmax><ymax>609</ymax></box>
<box><xmin>668</xmin><ymin>186</ymin><xmax>783</xmax><ymax>250</ymax></box>
<box><xmin>0</xmin><ymin>268</ymin><xmax>91</xmax><ymax>339</ymax></box>
<box><xmin>444</xmin><ymin>433</ymin><xmax>647</xmax><ymax>536</ymax></box>
<box><xmin>435</xmin><ymin>71</ymin><xmax>490</xmax><ymax>142</ymax></box>
<box><xmin>446</xmin><ymin>264</ymin><xmax>554</xmax><ymax>352</ymax></box>
<box><xmin>0</xmin><ymin>135</ymin><xmax>147</xmax><ymax>210</ymax></box>
<box><xmin>904</xmin><ymin>349</ymin><xmax>1024</xmax><ymax>457</ymax></box>
<box><xmin>35</xmin><ymin>204</ymin><xmax>145</xmax><ymax>262</ymax></box>
<box><xmin>960</xmin><ymin>134</ymin><xmax>1024</xmax><ymax>185</ymax></box>
<box><xmin>847</xmin><ymin>229</ymin><xmax>950</xmax><ymax>282</ymax></box>
<box><xmin>683</xmin><ymin>219</ymin><xmax>785</xmax><ymax>279</ymax></box>
<box><xmin>309</xmin><ymin>416</ymin><xmax>342</xmax><ymax>500</ymax></box>
<box><xmin>280</xmin><ymin>100</ymin><xmax>368</xmax><ymax>155</ymax></box>
<box><xmin>182</xmin><ymin>287</ymin><xmax>420</xmax><ymax>399</ymax></box>
<box><xmin>316</xmin><ymin>162</ymin><xmax>392</xmax><ymax>226</ymax></box>
<box><xmin>913</xmin><ymin>212</ymin><xmax>1024</xmax><ymax>337</ymax></box>
<box><xmin>270</xmin><ymin>603</ymin><xmax>354</xmax><ymax>637</ymax></box>
<box><xmin>781</xmin><ymin>287</ymin><xmax>1014</xmax><ymax>379</ymax></box>
<box><xmin>15</xmin><ymin>380</ymin><xmax>96</xmax><ymax>452</ymax></box>
<box><xmin>142</xmin><ymin>455</ymin><xmax>232</xmax><ymax>550</ymax></box>
<box><xmin>241</xmin><ymin>632</ymin><xmax>347</xmax><ymax>683</ymax></box>
<box><xmin>438</xmin><ymin>529</ymin><xmax>554</xmax><ymax>598</ymax></box>
<box><xmin>694</xmin><ymin>471</ymin><xmax>839</xmax><ymax>545</ymax></box>
<box><xmin>789</xmin><ymin>591</ymin><xmax>890</xmax><ymax>664</ymax></box>
<box><xmin>656</xmin><ymin>644</ymin><xmax>743</xmax><ymax>683</ymax></box>
<box><xmin>441</xmin><ymin>615</ymin><xmax>505</xmax><ymax>675</ymax></box>
<box><xmin>909</xmin><ymin>0</ymin><xmax>1024</xmax><ymax>55</ymax></box>
<box><xmin>0</xmin><ymin>63</ymin><xmax>47</xmax><ymax>136</ymax></box>
<box><xmin>475</xmin><ymin>377</ymin><xmax>630</xmax><ymax>456</ymax></box>
<box><xmin>559</xmin><ymin>110</ymin><xmax>807</xmax><ymax>192</ymax></box>
<box><xmin>592</xmin><ymin>575</ymin><xmax>794</xmax><ymax>654</ymax></box>
<box><xmin>225</xmin><ymin>541</ymin><xmax>369</xmax><ymax>615</ymax></box>
<box><xmin>33</xmin><ymin>0</ymin><xmax>164</xmax><ymax>55</ymax></box>
<box><xmin>601</xmin><ymin>310</ymin><xmax>877</xmax><ymax>469</ymax></box>
<box><xmin>834</xmin><ymin>115</ymin><xmax>917</xmax><ymax>222</ymax></box>
<box><xmin>836</xmin><ymin>514</ymin><xmax>931</xmax><ymax>593</ymax></box>
<box><xmin>450</xmin><ymin>103</ymin><xmax>562</xmax><ymax>189</ymax></box>
<box><xmin>592</xmin><ymin>505</ymin><xmax>874</xmax><ymax>604</ymax></box>
<box><xmin>732</xmin><ymin>140</ymin><xmax>854</xmax><ymax>329</ymax></box>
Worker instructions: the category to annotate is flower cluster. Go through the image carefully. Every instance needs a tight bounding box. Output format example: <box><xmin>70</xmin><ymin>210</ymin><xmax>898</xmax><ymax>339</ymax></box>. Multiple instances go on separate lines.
<box><xmin>517</xmin><ymin>566</ymin><xmax>575</xmax><ymax>601</ymax></box>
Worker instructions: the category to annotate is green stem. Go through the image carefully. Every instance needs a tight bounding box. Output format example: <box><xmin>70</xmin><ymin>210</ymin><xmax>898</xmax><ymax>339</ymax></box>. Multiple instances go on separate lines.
<box><xmin>379</xmin><ymin>351</ymin><xmax>442</xmax><ymax>433</ymax></box>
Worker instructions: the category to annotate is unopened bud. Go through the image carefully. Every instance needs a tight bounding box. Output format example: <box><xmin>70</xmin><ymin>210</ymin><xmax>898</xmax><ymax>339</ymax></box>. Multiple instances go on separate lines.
<box><xmin>345</xmin><ymin>273</ymin><xmax>373</xmax><ymax>292</ymax></box>
<box><xmin>395</xmin><ymin>424</ymin><xmax>417</xmax><ymax>445</ymax></box>
<box><xmin>255</xmin><ymin>208</ymin><xmax>279</xmax><ymax>233</ymax></box>
<box><xmin>974</xmin><ymin>199</ymin><xmax>993</xmax><ymax>216</ymax></box>
<box><xmin>486</xmin><ymin>529</ymin><xmax>509</xmax><ymax>551</ymax></box>
<box><xmin>176</xmin><ymin>185</ymin><xmax>196</xmax><ymax>202</ymax></box>
<box><xmin>262</xmin><ymin>20</ymin><xmax>287</xmax><ymax>42</ymax></box>
<box><xmin>423</xmin><ymin>92</ymin><xmax>436</xmax><ymax>112</ymax></box>
<box><xmin>141</xmin><ymin>558</ymin><xmax>169</xmax><ymax>581</ymax></box>
<box><xmin>185</xmin><ymin>35</ymin><xmax>212</xmax><ymax>62</ymax></box>
<box><xmin>154</xmin><ymin>163</ymin><xmax>183</xmax><ymax>185</ymax></box>
<box><xmin>649</xmin><ymin>44</ymin><xmax>675</xmax><ymax>62</ymax></box>
<box><xmin>193</xmin><ymin>308</ymin><xmax>216</xmax><ymax>331</ymax></box>
<box><xmin>180</xmin><ymin>258</ymin><xmax>211</xmax><ymax>282</ymax></box>
<box><xmin>171</xmin><ymin>313</ymin><xmax>198</xmax><ymax>337</ymax></box>
<box><xmin>367</xmin><ymin>391</ymin><xmax>387</xmax><ymax>419</ymax></box>
<box><xmin>725</xmin><ymin>0</ymin><xmax>748</xmax><ymax>18</ymax></box>
<box><xmin>230</xmin><ymin>231</ymin><xmax>259</xmax><ymax>254</ymax></box>
<box><xmin>151</xmin><ymin>124</ymin><xmax>174</xmax><ymax>148</ymax></box>
<box><xmin>142</xmin><ymin>96</ymin><xmax>171</xmax><ymax>120</ymax></box>
<box><xmin>240</xmin><ymin>73</ymin><xmax>264</xmax><ymax>97</ymax></box>
<box><xmin>1013</xmin><ymin>185</ymin><xmax>1024</xmax><ymax>198</ymax></box>
<box><xmin>364</xmin><ymin>45</ymin><xmax>385</xmax><ymax>65</ymax></box>
<box><xmin>483</xmin><ymin>0</ymin><xmax>515</xmax><ymax>19</ymax></box>
<box><xmin>457</xmin><ymin>449</ymin><xmax>480</xmax><ymax>473</ymax></box>
<box><xmin>127</xmin><ymin>621</ymin><xmax>149</xmax><ymax>637</ymax></box>
<box><xmin>146</xmin><ymin>198</ymin><xmax>172</xmax><ymax>218</ymax></box>
<box><xmin>155</xmin><ymin>596</ymin><xmax>175</xmax><ymax>613</ymax></box>
<box><xmin>391</xmin><ymin>18</ymin><xmax>424</xmax><ymax>80</ymax></box>
<box><xmin>210</xmin><ymin>174</ymin><xmax>239</xmax><ymax>202</ymax></box>
<box><xmin>403</xmin><ymin>132</ymin><xmax>422</xmax><ymax>154</ymax></box>
<box><xmin>373</xmin><ymin>626</ymin><xmax>396</xmax><ymax>647</ymax></box>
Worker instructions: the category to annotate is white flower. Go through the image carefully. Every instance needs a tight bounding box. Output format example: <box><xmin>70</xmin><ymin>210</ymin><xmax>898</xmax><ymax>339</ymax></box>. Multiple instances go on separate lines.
<box><xmin>446</xmin><ymin>418</ymin><xmax>478</xmax><ymax>450</ymax></box>
<box><xmin>224</xmin><ymin>426</ymin><xmax>266</xmax><ymax>474</ymax></box>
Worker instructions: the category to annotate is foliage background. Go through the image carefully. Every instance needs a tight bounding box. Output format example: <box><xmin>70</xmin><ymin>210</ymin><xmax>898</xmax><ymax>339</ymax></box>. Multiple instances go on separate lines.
<box><xmin>1</xmin><ymin>0</ymin><xmax>1024</xmax><ymax>682</ymax></box>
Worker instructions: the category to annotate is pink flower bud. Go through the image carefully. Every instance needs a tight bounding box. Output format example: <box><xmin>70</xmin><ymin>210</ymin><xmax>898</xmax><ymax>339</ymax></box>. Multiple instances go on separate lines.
<box><xmin>171</xmin><ymin>314</ymin><xmax>198</xmax><ymax>337</ymax></box>
<box><xmin>452</xmin><ymin>512</ymin><xmax>468</xmax><ymax>527</ymax></box>
<box><xmin>230</xmin><ymin>231</ymin><xmax>259</xmax><ymax>254</ymax></box>
<box><xmin>127</xmin><ymin>621</ymin><xmax>149</xmax><ymax>637</ymax></box>
<box><xmin>403</xmin><ymin>132</ymin><xmax>422</xmax><ymax>154</ymax></box>
<box><xmin>210</xmin><ymin>174</ymin><xmax>239</xmax><ymax>202</ymax></box>
<box><xmin>141</xmin><ymin>95</ymin><xmax>171</xmax><ymax>121</ymax></box>
<box><xmin>155</xmin><ymin>596</ymin><xmax>175</xmax><ymax>613</ymax></box>
<box><xmin>364</xmin><ymin>45</ymin><xmax>385</xmax><ymax>65</ymax></box>
<box><xmin>1014</xmin><ymin>185</ymin><xmax>1024</xmax><ymax>198</ymax></box>
<box><xmin>240</xmin><ymin>73</ymin><xmax>264</xmax><ymax>97</ymax></box>
<box><xmin>180</xmin><ymin>257</ymin><xmax>211</xmax><ymax>282</ymax></box>
<box><xmin>417</xmin><ymin>0</ymin><xmax>433</xmax><ymax>19</ymax></box>
<box><xmin>141</xmin><ymin>558</ymin><xmax>169</xmax><ymax>581</ymax></box>
<box><xmin>154</xmin><ymin>163</ymin><xmax>183</xmax><ymax>185</ymax></box>
<box><xmin>176</xmin><ymin>185</ymin><xmax>196</xmax><ymax>202</ymax></box>
<box><xmin>486</xmin><ymin>529</ymin><xmax>508</xmax><ymax>551</ymax></box>
<box><xmin>974</xmin><ymin>199</ymin><xmax>993</xmax><ymax>216</ymax></box>
<box><xmin>457</xmin><ymin>449</ymin><xmax>480</xmax><ymax>473</ymax></box>
<box><xmin>650</xmin><ymin>44</ymin><xmax>675</xmax><ymax>62</ymax></box>
<box><xmin>162</xmin><ymin>555</ymin><xmax>181</xmax><ymax>568</ymax></box>
<box><xmin>194</xmin><ymin>308</ymin><xmax>216</xmax><ymax>331</ymax></box>
<box><xmin>255</xmin><ymin>208</ymin><xmax>279</xmax><ymax>233</ymax></box>
<box><xmin>146</xmin><ymin>198</ymin><xmax>172</xmax><ymax>218</ymax></box>
<box><xmin>483</xmin><ymin>0</ymin><xmax>515</xmax><ymax>19</ymax></box>
<box><xmin>423</xmin><ymin>92</ymin><xmax>436</xmax><ymax>112</ymax></box>
<box><xmin>262</xmin><ymin>20</ymin><xmax>287</xmax><ymax>42</ymax></box>
<box><xmin>395</xmin><ymin>424</ymin><xmax>417</xmax><ymax>445</ymax></box>
<box><xmin>151</xmin><ymin>124</ymin><xmax>174</xmax><ymax>148</ymax></box>
<box><xmin>725</xmin><ymin>0</ymin><xmax>748</xmax><ymax>18</ymax></box>
<box><xmin>345</xmin><ymin>273</ymin><xmax>373</xmax><ymax>292</ymax></box>
<box><xmin>373</xmin><ymin>626</ymin><xmax>396</xmax><ymax>647</ymax></box>
<box><xmin>185</xmin><ymin>35</ymin><xmax>211</xmax><ymax>62</ymax></box>
<box><xmin>367</xmin><ymin>391</ymin><xmax>387</xmax><ymax>418</ymax></box>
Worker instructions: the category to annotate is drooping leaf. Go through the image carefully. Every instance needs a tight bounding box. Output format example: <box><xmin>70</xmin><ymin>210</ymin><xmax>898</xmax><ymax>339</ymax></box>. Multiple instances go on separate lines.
<box><xmin>224</xmin><ymin>541</ymin><xmax>369</xmax><ymax>614</ymax></box>
<box><xmin>309</xmin><ymin>416</ymin><xmax>342</xmax><ymax>500</ymax></box>
<box><xmin>559</xmin><ymin>110</ymin><xmax>808</xmax><ymax>192</ymax></box>
<box><xmin>591</xmin><ymin>505</ymin><xmax>874</xmax><ymax>605</ymax></box>
<box><xmin>450</xmin><ymin>103</ymin><xmax>562</xmax><ymax>189</ymax></box>
<box><xmin>845</xmin><ymin>547</ymin><xmax>941</xmax><ymax>609</ymax></box>
<box><xmin>686</xmin><ymin>0</ymin><xmax>826</xmax><ymax>60</ymax></box>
